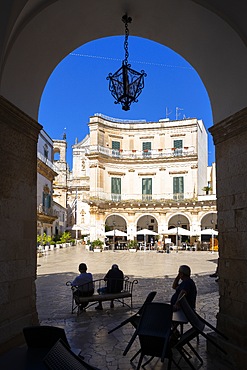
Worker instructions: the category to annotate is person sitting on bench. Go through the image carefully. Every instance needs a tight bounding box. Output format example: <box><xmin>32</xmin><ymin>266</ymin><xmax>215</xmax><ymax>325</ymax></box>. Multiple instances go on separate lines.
<box><xmin>95</xmin><ymin>264</ymin><xmax>124</xmax><ymax>310</ymax></box>
<box><xmin>71</xmin><ymin>263</ymin><xmax>94</xmax><ymax>310</ymax></box>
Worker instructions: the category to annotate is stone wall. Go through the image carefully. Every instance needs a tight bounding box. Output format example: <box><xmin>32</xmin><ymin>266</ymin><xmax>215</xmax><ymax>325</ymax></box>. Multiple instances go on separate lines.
<box><xmin>0</xmin><ymin>96</ymin><xmax>41</xmax><ymax>353</ymax></box>
<box><xmin>210</xmin><ymin>108</ymin><xmax>247</xmax><ymax>367</ymax></box>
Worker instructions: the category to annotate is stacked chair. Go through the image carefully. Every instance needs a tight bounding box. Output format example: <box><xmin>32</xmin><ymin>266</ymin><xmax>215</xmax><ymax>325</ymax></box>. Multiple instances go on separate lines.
<box><xmin>173</xmin><ymin>295</ymin><xmax>228</xmax><ymax>369</ymax></box>
<box><xmin>123</xmin><ymin>302</ymin><xmax>174</xmax><ymax>370</ymax></box>
<box><xmin>23</xmin><ymin>325</ymin><xmax>100</xmax><ymax>369</ymax></box>
<box><xmin>43</xmin><ymin>339</ymin><xmax>100</xmax><ymax>370</ymax></box>
<box><xmin>108</xmin><ymin>291</ymin><xmax>157</xmax><ymax>334</ymax></box>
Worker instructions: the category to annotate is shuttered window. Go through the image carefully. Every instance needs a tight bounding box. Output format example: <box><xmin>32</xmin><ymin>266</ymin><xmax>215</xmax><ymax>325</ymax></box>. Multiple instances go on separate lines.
<box><xmin>173</xmin><ymin>140</ymin><xmax>183</xmax><ymax>148</ymax></box>
<box><xmin>142</xmin><ymin>178</ymin><xmax>152</xmax><ymax>200</ymax></box>
<box><xmin>142</xmin><ymin>142</ymin><xmax>151</xmax><ymax>150</ymax></box>
<box><xmin>112</xmin><ymin>141</ymin><xmax>120</xmax><ymax>158</ymax></box>
<box><xmin>142</xmin><ymin>142</ymin><xmax>151</xmax><ymax>157</ymax></box>
<box><xmin>173</xmin><ymin>140</ymin><xmax>183</xmax><ymax>156</ymax></box>
<box><xmin>111</xmin><ymin>177</ymin><xmax>121</xmax><ymax>201</ymax></box>
<box><xmin>173</xmin><ymin>177</ymin><xmax>184</xmax><ymax>200</ymax></box>
<box><xmin>112</xmin><ymin>141</ymin><xmax>120</xmax><ymax>149</ymax></box>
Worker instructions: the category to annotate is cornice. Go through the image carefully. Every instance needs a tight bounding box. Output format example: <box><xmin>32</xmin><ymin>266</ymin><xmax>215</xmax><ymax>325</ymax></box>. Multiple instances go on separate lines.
<box><xmin>209</xmin><ymin>107</ymin><xmax>247</xmax><ymax>145</ymax></box>
<box><xmin>0</xmin><ymin>95</ymin><xmax>42</xmax><ymax>141</ymax></box>
<box><xmin>37</xmin><ymin>159</ymin><xmax>58</xmax><ymax>180</ymax></box>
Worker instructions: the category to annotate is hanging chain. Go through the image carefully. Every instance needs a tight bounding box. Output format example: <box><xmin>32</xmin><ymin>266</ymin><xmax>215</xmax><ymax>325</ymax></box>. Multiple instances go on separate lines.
<box><xmin>122</xmin><ymin>15</ymin><xmax>132</xmax><ymax>65</ymax></box>
<box><xmin>124</xmin><ymin>20</ymin><xmax>129</xmax><ymax>65</ymax></box>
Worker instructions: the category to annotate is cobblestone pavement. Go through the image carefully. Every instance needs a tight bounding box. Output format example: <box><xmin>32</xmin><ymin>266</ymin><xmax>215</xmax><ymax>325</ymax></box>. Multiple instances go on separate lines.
<box><xmin>36</xmin><ymin>246</ymin><xmax>229</xmax><ymax>369</ymax></box>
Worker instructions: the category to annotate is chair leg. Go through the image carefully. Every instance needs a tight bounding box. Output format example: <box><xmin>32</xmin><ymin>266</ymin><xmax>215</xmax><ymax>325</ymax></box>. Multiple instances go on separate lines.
<box><xmin>136</xmin><ymin>353</ymin><xmax>145</xmax><ymax>370</ymax></box>
<box><xmin>177</xmin><ymin>348</ymin><xmax>198</xmax><ymax>370</ymax></box>
<box><xmin>187</xmin><ymin>342</ymin><xmax>203</xmax><ymax>365</ymax></box>
<box><xmin>142</xmin><ymin>356</ymin><xmax>154</xmax><ymax>367</ymax></box>
<box><xmin>130</xmin><ymin>349</ymin><xmax>141</xmax><ymax>362</ymax></box>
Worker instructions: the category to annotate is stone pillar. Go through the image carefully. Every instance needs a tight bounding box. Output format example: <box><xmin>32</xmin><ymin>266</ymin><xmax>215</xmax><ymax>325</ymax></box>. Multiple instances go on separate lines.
<box><xmin>0</xmin><ymin>96</ymin><xmax>41</xmax><ymax>352</ymax></box>
<box><xmin>209</xmin><ymin>108</ymin><xmax>247</xmax><ymax>367</ymax></box>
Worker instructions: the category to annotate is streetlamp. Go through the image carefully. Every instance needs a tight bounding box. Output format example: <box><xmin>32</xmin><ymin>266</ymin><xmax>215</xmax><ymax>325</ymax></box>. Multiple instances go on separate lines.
<box><xmin>176</xmin><ymin>220</ymin><xmax>181</xmax><ymax>253</ymax></box>
<box><xmin>211</xmin><ymin>219</ymin><xmax>215</xmax><ymax>253</ymax></box>
<box><xmin>113</xmin><ymin>217</ymin><xmax>116</xmax><ymax>252</ymax></box>
<box><xmin>107</xmin><ymin>14</ymin><xmax>147</xmax><ymax>111</ymax></box>
<box><xmin>145</xmin><ymin>216</ymin><xmax>149</xmax><ymax>251</ymax></box>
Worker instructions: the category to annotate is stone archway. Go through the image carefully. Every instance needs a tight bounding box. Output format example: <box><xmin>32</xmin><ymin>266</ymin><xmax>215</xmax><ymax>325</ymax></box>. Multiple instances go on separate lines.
<box><xmin>1</xmin><ymin>0</ymin><xmax>247</xmax><ymax>366</ymax></box>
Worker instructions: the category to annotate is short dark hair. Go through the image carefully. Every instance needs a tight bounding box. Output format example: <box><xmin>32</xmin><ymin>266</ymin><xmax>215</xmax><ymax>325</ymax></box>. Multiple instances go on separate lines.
<box><xmin>179</xmin><ymin>265</ymin><xmax>191</xmax><ymax>277</ymax></box>
<box><xmin>79</xmin><ymin>263</ymin><xmax>87</xmax><ymax>272</ymax></box>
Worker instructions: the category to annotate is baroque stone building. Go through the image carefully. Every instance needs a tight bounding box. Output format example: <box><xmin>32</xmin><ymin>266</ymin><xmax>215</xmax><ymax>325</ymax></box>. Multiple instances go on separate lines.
<box><xmin>1</xmin><ymin>2</ymin><xmax>247</xmax><ymax>367</ymax></box>
<box><xmin>53</xmin><ymin>114</ymin><xmax>217</xmax><ymax>245</ymax></box>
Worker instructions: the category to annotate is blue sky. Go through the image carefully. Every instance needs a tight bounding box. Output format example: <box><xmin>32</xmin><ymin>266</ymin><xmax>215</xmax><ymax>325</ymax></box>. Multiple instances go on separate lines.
<box><xmin>38</xmin><ymin>36</ymin><xmax>214</xmax><ymax>168</ymax></box>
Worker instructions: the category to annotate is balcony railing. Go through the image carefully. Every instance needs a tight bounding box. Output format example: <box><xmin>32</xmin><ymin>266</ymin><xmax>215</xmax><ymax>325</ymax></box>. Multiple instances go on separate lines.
<box><xmin>88</xmin><ymin>191</ymin><xmax>198</xmax><ymax>202</ymax></box>
<box><xmin>37</xmin><ymin>204</ymin><xmax>57</xmax><ymax>216</ymax></box>
<box><xmin>85</xmin><ymin>146</ymin><xmax>195</xmax><ymax>159</ymax></box>
<box><xmin>37</xmin><ymin>152</ymin><xmax>59</xmax><ymax>172</ymax></box>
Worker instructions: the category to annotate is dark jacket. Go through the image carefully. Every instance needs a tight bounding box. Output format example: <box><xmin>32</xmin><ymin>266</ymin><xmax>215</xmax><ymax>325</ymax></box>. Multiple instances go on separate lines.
<box><xmin>104</xmin><ymin>268</ymin><xmax>124</xmax><ymax>293</ymax></box>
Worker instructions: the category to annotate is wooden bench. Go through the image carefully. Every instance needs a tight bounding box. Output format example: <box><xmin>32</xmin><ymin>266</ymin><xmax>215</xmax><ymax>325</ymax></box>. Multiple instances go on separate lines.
<box><xmin>66</xmin><ymin>277</ymin><xmax>138</xmax><ymax>315</ymax></box>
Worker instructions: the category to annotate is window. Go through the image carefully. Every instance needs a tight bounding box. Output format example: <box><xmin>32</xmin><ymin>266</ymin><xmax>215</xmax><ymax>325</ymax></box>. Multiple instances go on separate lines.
<box><xmin>44</xmin><ymin>144</ymin><xmax>49</xmax><ymax>159</ymax></box>
<box><xmin>142</xmin><ymin>178</ymin><xmax>152</xmax><ymax>201</ymax></box>
<box><xmin>43</xmin><ymin>192</ymin><xmax>51</xmax><ymax>213</ymax></box>
<box><xmin>173</xmin><ymin>140</ymin><xmax>183</xmax><ymax>156</ymax></box>
<box><xmin>111</xmin><ymin>177</ymin><xmax>121</xmax><ymax>201</ymax></box>
<box><xmin>173</xmin><ymin>177</ymin><xmax>184</xmax><ymax>200</ymax></box>
<box><xmin>112</xmin><ymin>141</ymin><xmax>120</xmax><ymax>157</ymax></box>
<box><xmin>142</xmin><ymin>142</ymin><xmax>151</xmax><ymax>157</ymax></box>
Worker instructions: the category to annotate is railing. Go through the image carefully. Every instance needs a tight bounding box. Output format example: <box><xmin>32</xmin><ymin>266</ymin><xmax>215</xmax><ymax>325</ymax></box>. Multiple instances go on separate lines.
<box><xmin>85</xmin><ymin>146</ymin><xmax>196</xmax><ymax>159</ymax></box>
<box><xmin>37</xmin><ymin>204</ymin><xmax>57</xmax><ymax>216</ymax></box>
<box><xmin>37</xmin><ymin>152</ymin><xmax>59</xmax><ymax>172</ymax></box>
<box><xmin>88</xmin><ymin>192</ymin><xmax>197</xmax><ymax>202</ymax></box>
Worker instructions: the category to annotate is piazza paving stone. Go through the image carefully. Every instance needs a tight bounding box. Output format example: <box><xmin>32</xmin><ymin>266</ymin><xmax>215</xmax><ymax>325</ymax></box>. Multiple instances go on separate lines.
<box><xmin>35</xmin><ymin>246</ymin><xmax>231</xmax><ymax>369</ymax></box>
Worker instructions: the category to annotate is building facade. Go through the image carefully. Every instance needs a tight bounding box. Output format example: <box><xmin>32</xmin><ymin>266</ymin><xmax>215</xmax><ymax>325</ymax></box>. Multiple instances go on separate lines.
<box><xmin>53</xmin><ymin>114</ymin><xmax>217</xmax><ymax>245</ymax></box>
<box><xmin>37</xmin><ymin>130</ymin><xmax>67</xmax><ymax>238</ymax></box>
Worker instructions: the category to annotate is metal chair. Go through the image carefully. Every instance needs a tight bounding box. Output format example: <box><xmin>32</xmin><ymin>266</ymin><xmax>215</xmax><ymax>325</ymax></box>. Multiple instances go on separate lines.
<box><xmin>108</xmin><ymin>291</ymin><xmax>157</xmax><ymax>334</ymax></box>
<box><xmin>23</xmin><ymin>325</ymin><xmax>70</xmax><ymax>349</ymax></box>
<box><xmin>43</xmin><ymin>339</ymin><xmax>100</xmax><ymax>370</ymax></box>
<box><xmin>173</xmin><ymin>295</ymin><xmax>228</xmax><ymax>369</ymax></box>
<box><xmin>123</xmin><ymin>302</ymin><xmax>173</xmax><ymax>370</ymax></box>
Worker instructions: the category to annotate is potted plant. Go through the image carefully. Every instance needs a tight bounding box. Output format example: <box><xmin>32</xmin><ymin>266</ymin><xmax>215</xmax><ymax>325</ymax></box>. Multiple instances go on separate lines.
<box><xmin>202</xmin><ymin>186</ymin><xmax>211</xmax><ymax>195</ymax></box>
<box><xmin>91</xmin><ymin>239</ymin><xmax>104</xmax><ymax>252</ymax></box>
<box><xmin>60</xmin><ymin>231</ymin><xmax>72</xmax><ymax>247</ymax></box>
<box><xmin>127</xmin><ymin>240</ymin><xmax>138</xmax><ymax>252</ymax></box>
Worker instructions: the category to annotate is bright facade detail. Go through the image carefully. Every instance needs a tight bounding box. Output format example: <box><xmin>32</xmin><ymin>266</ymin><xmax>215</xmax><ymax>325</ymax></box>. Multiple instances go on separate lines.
<box><xmin>37</xmin><ymin>130</ymin><xmax>67</xmax><ymax>237</ymax></box>
<box><xmin>53</xmin><ymin>114</ymin><xmax>217</xmax><ymax>243</ymax></box>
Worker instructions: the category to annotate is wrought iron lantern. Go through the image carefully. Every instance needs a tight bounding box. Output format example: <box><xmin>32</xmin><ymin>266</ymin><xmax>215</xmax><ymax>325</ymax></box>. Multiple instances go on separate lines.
<box><xmin>107</xmin><ymin>14</ymin><xmax>147</xmax><ymax>111</ymax></box>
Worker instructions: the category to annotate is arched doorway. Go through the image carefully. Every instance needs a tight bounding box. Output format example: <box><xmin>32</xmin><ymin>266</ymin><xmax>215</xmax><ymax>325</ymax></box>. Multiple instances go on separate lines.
<box><xmin>105</xmin><ymin>214</ymin><xmax>127</xmax><ymax>250</ymax></box>
<box><xmin>1</xmin><ymin>2</ymin><xmax>247</xmax><ymax>366</ymax></box>
<box><xmin>136</xmin><ymin>215</ymin><xmax>158</xmax><ymax>249</ymax></box>
<box><xmin>168</xmin><ymin>214</ymin><xmax>191</xmax><ymax>249</ymax></box>
<box><xmin>200</xmin><ymin>212</ymin><xmax>218</xmax><ymax>251</ymax></box>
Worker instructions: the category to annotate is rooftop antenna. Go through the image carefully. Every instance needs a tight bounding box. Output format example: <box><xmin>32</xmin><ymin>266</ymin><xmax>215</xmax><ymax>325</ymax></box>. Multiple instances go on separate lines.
<box><xmin>166</xmin><ymin>107</ymin><xmax>172</xmax><ymax>118</ymax></box>
<box><xmin>176</xmin><ymin>107</ymin><xmax>183</xmax><ymax>120</ymax></box>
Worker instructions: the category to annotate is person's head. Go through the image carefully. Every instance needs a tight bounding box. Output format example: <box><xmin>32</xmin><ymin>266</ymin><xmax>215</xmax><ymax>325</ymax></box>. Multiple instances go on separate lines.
<box><xmin>79</xmin><ymin>263</ymin><xmax>87</xmax><ymax>273</ymax></box>
<box><xmin>179</xmin><ymin>265</ymin><xmax>191</xmax><ymax>278</ymax></box>
<box><xmin>112</xmin><ymin>264</ymin><xmax>119</xmax><ymax>269</ymax></box>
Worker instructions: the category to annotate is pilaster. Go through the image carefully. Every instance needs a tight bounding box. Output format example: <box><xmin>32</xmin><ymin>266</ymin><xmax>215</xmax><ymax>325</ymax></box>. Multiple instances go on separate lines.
<box><xmin>0</xmin><ymin>96</ymin><xmax>41</xmax><ymax>352</ymax></box>
<box><xmin>209</xmin><ymin>107</ymin><xmax>247</xmax><ymax>367</ymax></box>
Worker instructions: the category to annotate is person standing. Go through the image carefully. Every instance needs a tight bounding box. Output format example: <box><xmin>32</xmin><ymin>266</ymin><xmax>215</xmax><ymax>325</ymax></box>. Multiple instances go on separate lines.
<box><xmin>95</xmin><ymin>264</ymin><xmax>124</xmax><ymax>310</ymax></box>
<box><xmin>171</xmin><ymin>265</ymin><xmax>197</xmax><ymax>311</ymax></box>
